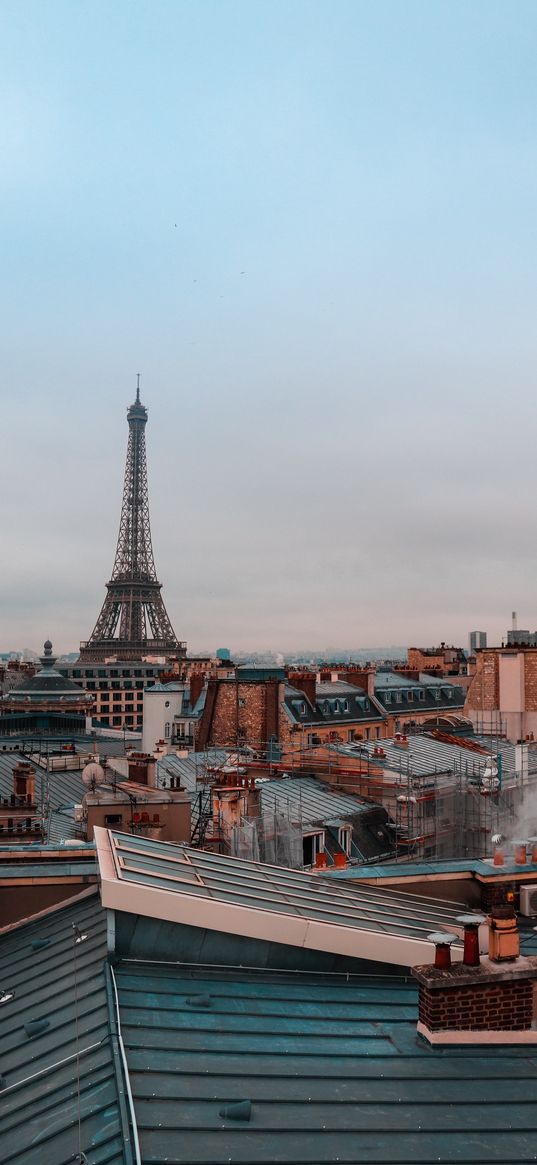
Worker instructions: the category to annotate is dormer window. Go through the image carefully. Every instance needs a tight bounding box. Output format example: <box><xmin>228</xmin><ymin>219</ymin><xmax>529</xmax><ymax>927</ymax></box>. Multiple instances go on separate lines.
<box><xmin>384</xmin><ymin>692</ymin><xmax>392</xmax><ymax>704</ymax></box>
<box><xmin>342</xmin><ymin>700</ymin><xmax>349</xmax><ymax>713</ymax></box>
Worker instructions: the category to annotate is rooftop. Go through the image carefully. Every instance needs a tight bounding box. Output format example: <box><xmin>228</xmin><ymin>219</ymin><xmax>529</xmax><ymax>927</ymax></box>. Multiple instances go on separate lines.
<box><xmin>96</xmin><ymin>829</ymin><xmax>467</xmax><ymax>967</ymax></box>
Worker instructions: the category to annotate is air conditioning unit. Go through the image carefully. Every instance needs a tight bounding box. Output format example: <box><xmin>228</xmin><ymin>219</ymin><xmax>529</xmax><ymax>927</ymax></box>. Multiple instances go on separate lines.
<box><xmin>519</xmin><ymin>884</ymin><xmax>537</xmax><ymax>917</ymax></box>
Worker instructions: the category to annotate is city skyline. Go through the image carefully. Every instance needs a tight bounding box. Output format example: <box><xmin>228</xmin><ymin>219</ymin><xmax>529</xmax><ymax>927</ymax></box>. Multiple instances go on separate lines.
<box><xmin>2</xmin><ymin>1</ymin><xmax>537</xmax><ymax>652</ymax></box>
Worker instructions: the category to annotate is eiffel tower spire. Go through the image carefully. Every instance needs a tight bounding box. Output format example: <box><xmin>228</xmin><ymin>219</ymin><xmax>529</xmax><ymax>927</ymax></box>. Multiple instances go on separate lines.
<box><xmin>80</xmin><ymin>379</ymin><xmax>185</xmax><ymax>662</ymax></box>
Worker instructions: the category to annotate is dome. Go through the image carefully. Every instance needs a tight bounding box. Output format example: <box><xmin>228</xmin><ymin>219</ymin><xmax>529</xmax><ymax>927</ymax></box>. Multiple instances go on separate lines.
<box><xmin>2</xmin><ymin>639</ymin><xmax>89</xmax><ymax>703</ymax></box>
<box><xmin>82</xmin><ymin>761</ymin><xmax>105</xmax><ymax>787</ymax></box>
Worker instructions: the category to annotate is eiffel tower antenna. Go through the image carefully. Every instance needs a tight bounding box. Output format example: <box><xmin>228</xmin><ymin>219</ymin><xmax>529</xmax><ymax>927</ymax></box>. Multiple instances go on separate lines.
<box><xmin>80</xmin><ymin>379</ymin><xmax>186</xmax><ymax>662</ymax></box>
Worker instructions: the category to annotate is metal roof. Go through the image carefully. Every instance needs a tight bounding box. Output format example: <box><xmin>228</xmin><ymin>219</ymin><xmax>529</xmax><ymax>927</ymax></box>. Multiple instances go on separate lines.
<box><xmin>340</xmin><ymin>734</ymin><xmax>526</xmax><ymax>779</ymax></box>
<box><xmin>157</xmin><ymin>749</ymin><xmax>228</xmax><ymax>795</ymax></box>
<box><xmin>260</xmin><ymin>775</ymin><xmax>378</xmax><ymax>825</ymax></box>
<box><xmin>114</xmin><ymin>961</ymin><xmax>537</xmax><ymax>1164</ymax></box>
<box><xmin>96</xmin><ymin>829</ymin><xmax>467</xmax><ymax>967</ymax></box>
<box><xmin>0</xmin><ymin>889</ymin><xmax>128</xmax><ymax>1164</ymax></box>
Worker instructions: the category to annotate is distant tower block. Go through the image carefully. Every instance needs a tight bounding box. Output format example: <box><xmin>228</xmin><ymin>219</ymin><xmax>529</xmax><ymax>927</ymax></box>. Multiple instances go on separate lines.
<box><xmin>79</xmin><ymin>378</ymin><xmax>186</xmax><ymax>662</ymax></box>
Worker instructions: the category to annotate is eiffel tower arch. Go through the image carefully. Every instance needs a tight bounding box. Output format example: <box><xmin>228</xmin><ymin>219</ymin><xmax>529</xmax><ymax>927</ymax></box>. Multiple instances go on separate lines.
<box><xmin>79</xmin><ymin>378</ymin><xmax>186</xmax><ymax>663</ymax></box>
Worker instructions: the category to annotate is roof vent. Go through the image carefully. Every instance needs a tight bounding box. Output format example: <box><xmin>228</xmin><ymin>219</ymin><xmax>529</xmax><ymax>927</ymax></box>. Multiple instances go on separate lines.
<box><xmin>186</xmin><ymin>995</ymin><xmax>212</xmax><ymax>1008</ymax></box>
<box><xmin>31</xmin><ymin>938</ymin><xmax>51</xmax><ymax>951</ymax></box>
<box><xmin>25</xmin><ymin>1018</ymin><xmax>50</xmax><ymax>1038</ymax></box>
<box><xmin>219</xmin><ymin>1099</ymin><xmax>252</xmax><ymax>1122</ymax></box>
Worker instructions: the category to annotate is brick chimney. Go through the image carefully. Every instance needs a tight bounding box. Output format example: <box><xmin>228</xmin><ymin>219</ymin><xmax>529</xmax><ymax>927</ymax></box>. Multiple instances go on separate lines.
<box><xmin>343</xmin><ymin>668</ymin><xmax>376</xmax><ymax>698</ymax></box>
<box><xmin>189</xmin><ymin>673</ymin><xmax>205</xmax><ymax>710</ymax></box>
<box><xmin>12</xmin><ymin>762</ymin><xmax>36</xmax><ymax>804</ymax></box>
<box><xmin>127</xmin><ymin>752</ymin><xmax>156</xmax><ymax>787</ymax></box>
<box><xmin>413</xmin><ymin>917</ymin><xmax>537</xmax><ymax>1045</ymax></box>
<box><xmin>290</xmin><ymin>671</ymin><xmax>316</xmax><ymax>708</ymax></box>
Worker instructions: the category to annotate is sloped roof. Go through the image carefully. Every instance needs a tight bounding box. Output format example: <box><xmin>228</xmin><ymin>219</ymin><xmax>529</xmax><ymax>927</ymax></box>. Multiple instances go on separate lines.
<box><xmin>95</xmin><ymin>829</ymin><xmax>467</xmax><ymax>967</ymax></box>
<box><xmin>114</xmin><ymin>961</ymin><xmax>537</xmax><ymax>1164</ymax></box>
<box><xmin>0</xmin><ymin>890</ymin><xmax>127</xmax><ymax>1164</ymax></box>
<box><xmin>260</xmin><ymin>774</ymin><xmax>380</xmax><ymax>825</ymax></box>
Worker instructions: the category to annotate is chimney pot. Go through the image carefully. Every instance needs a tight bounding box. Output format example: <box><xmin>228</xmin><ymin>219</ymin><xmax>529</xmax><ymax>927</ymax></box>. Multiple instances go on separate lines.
<box><xmin>427</xmin><ymin>931</ymin><xmax>456</xmax><ymax>970</ymax></box>
<box><xmin>456</xmin><ymin>914</ymin><xmax>486</xmax><ymax>967</ymax></box>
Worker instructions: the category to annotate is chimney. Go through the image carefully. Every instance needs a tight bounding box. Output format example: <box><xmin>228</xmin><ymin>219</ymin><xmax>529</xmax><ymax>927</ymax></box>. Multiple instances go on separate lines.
<box><xmin>413</xmin><ymin>914</ymin><xmax>537</xmax><ymax>1046</ymax></box>
<box><xmin>290</xmin><ymin>671</ymin><xmax>316</xmax><ymax>708</ymax></box>
<box><xmin>127</xmin><ymin>752</ymin><xmax>156</xmax><ymax>787</ymax></box>
<box><xmin>13</xmin><ymin>762</ymin><xmax>36</xmax><ymax>804</ymax></box>
<box><xmin>343</xmin><ymin>668</ymin><xmax>376</xmax><ymax>698</ymax></box>
<box><xmin>189</xmin><ymin>673</ymin><xmax>205</xmax><ymax>710</ymax></box>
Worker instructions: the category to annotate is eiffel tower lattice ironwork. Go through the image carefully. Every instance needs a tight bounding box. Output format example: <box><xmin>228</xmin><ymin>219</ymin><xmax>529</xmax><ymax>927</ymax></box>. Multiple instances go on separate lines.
<box><xmin>80</xmin><ymin>378</ymin><xmax>186</xmax><ymax>662</ymax></box>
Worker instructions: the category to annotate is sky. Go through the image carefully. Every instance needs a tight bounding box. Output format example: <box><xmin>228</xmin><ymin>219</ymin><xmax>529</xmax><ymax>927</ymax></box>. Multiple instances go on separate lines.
<box><xmin>1</xmin><ymin>0</ymin><xmax>537</xmax><ymax>656</ymax></box>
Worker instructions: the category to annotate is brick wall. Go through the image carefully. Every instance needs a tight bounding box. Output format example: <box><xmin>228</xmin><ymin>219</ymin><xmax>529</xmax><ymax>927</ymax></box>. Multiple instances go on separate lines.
<box><xmin>465</xmin><ymin>650</ymin><xmax>500</xmax><ymax>712</ymax></box>
<box><xmin>203</xmin><ymin>681</ymin><xmax>284</xmax><ymax>749</ymax></box>
<box><xmin>419</xmin><ymin>979</ymin><xmax>533</xmax><ymax>1031</ymax></box>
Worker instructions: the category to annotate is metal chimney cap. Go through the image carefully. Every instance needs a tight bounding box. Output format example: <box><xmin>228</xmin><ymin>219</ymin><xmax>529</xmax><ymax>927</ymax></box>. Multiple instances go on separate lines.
<box><xmin>456</xmin><ymin>914</ymin><xmax>487</xmax><ymax>927</ymax></box>
<box><xmin>427</xmin><ymin>931</ymin><xmax>457</xmax><ymax>945</ymax></box>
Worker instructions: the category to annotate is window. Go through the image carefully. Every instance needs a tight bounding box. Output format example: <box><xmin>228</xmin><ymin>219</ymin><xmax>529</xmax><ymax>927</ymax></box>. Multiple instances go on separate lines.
<box><xmin>338</xmin><ymin>825</ymin><xmax>352</xmax><ymax>856</ymax></box>
<box><xmin>134</xmin><ymin>669</ymin><xmax>142</xmax><ymax>678</ymax></box>
<box><xmin>99</xmin><ymin>681</ymin><xmax>109</xmax><ymax>690</ymax></box>
<box><xmin>111</xmin><ymin>681</ymin><xmax>120</xmax><ymax>690</ymax></box>
<box><xmin>165</xmin><ymin>722</ymin><xmax>171</xmax><ymax>739</ymax></box>
<box><xmin>101</xmin><ymin>716</ymin><xmax>110</xmax><ymax>726</ymax></box>
<box><xmin>375</xmin><ymin>726</ymin><xmax>381</xmax><ymax>739</ymax></box>
<box><xmin>407</xmin><ymin>691</ymin><xmax>414</xmax><ymax>702</ymax></box>
<box><xmin>73</xmin><ymin>669</ymin><xmax>81</xmax><ymax>678</ymax></box>
<box><xmin>136</xmin><ymin>681</ymin><xmax>144</xmax><ymax>689</ymax></box>
<box><xmin>302</xmin><ymin>830</ymin><xmax>324</xmax><ymax>867</ymax></box>
<box><xmin>447</xmin><ymin>688</ymin><xmax>453</xmax><ymax>699</ymax></box>
<box><xmin>98</xmin><ymin>670</ymin><xmax>106</xmax><ymax>678</ymax></box>
<box><xmin>300</xmin><ymin>702</ymin><xmax>307</xmax><ymax>715</ymax></box>
<box><xmin>365</xmin><ymin>727</ymin><xmax>370</xmax><ymax>740</ymax></box>
<box><xmin>124</xmin><ymin>680</ymin><xmax>132</xmax><ymax>690</ymax></box>
<box><xmin>347</xmin><ymin>729</ymin><xmax>355</xmax><ymax>742</ymax></box>
<box><xmin>110</xmin><ymin>670</ymin><xmax>119</xmax><ymax>677</ymax></box>
<box><xmin>342</xmin><ymin>700</ymin><xmax>349</xmax><ymax>713</ymax></box>
<box><xmin>122</xmin><ymin>670</ymin><xmax>130</xmax><ymax>677</ymax></box>
<box><xmin>125</xmin><ymin>716</ymin><xmax>133</xmax><ymax>725</ymax></box>
<box><xmin>384</xmin><ymin>692</ymin><xmax>392</xmax><ymax>704</ymax></box>
<box><xmin>105</xmin><ymin>814</ymin><xmax>122</xmax><ymax>826</ymax></box>
<box><xmin>113</xmin><ymin>716</ymin><xmax>122</xmax><ymax>726</ymax></box>
<box><xmin>434</xmin><ymin>689</ymin><xmax>441</xmax><ymax>701</ymax></box>
<box><xmin>395</xmin><ymin>691</ymin><xmax>402</xmax><ymax>704</ymax></box>
<box><xmin>87</xmin><ymin>681</ymin><xmax>95</xmax><ymax>690</ymax></box>
<box><xmin>84</xmin><ymin>670</ymin><xmax>94</xmax><ymax>678</ymax></box>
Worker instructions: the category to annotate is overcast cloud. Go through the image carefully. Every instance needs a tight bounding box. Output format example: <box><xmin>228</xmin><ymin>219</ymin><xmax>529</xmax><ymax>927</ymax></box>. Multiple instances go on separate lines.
<box><xmin>1</xmin><ymin>0</ymin><xmax>537</xmax><ymax>655</ymax></box>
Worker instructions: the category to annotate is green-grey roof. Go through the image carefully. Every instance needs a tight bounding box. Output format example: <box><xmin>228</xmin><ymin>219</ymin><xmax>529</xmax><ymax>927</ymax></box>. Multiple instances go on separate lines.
<box><xmin>114</xmin><ymin>961</ymin><xmax>537</xmax><ymax>1164</ymax></box>
<box><xmin>0</xmin><ymin>890</ymin><xmax>128</xmax><ymax>1164</ymax></box>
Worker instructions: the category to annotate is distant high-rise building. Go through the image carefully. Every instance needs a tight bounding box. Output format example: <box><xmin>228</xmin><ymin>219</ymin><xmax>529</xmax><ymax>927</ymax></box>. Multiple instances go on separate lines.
<box><xmin>80</xmin><ymin>379</ymin><xmax>186</xmax><ymax>663</ymax></box>
<box><xmin>469</xmin><ymin>631</ymin><xmax>487</xmax><ymax>653</ymax></box>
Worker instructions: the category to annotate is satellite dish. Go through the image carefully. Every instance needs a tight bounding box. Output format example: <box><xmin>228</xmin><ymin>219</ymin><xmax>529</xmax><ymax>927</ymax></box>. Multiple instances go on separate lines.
<box><xmin>82</xmin><ymin>761</ymin><xmax>106</xmax><ymax>789</ymax></box>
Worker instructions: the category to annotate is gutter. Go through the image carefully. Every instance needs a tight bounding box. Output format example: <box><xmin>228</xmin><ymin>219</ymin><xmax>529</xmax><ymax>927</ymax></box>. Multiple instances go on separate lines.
<box><xmin>104</xmin><ymin>963</ymin><xmax>140</xmax><ymax>1165</ymax></box>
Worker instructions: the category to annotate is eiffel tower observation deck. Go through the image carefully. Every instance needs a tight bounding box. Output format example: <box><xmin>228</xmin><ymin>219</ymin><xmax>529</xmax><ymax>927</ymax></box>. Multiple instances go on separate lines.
<box><xmin>79</xmin><ymin>378</ymin><xmax>186</xmax><ymax>663</ymax></box>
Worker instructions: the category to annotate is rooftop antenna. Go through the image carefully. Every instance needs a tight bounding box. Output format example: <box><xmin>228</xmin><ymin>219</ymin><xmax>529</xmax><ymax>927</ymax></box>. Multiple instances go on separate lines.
<box><xmin>136</xmin><ymin>372</ymin><xmax>141</xmax><ymax>403</ymax></box>
<box><xmin>512</xmin><ymin>610</ymin><xmax>518</xmax><ymax>633</ymax></box>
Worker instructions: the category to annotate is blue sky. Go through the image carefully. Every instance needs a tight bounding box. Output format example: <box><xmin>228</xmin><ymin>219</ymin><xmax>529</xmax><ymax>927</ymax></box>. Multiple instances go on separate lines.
<box><xmin>1</xmin><ymin>0</ymin><xmax>537</xmax><ymax>654</ymax></box>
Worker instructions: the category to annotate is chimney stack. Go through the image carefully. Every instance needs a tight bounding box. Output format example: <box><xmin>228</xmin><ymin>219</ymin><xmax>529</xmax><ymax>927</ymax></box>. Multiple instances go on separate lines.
<box><xmin>413</xmin><ymin>914</ymin><xmax>537</xmax><ymax>1046</ymax></box>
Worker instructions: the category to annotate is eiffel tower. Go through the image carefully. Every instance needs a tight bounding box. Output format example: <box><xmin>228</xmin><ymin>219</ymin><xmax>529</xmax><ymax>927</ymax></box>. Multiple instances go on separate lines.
<box><xmin>79</xmin><ymin>377</ymin><xmax>186</xmax><ymax>662</ymax></box>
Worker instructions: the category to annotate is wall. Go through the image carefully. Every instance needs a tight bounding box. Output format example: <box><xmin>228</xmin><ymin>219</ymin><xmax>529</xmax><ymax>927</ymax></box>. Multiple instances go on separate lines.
<box><xmin>465</xmin><ymin>648</ymin><xmax>537</xmax><ymax>742</ymax></box>
<box><xmin>142</xmin><ymin>686</ymin><xmax>186</xmax><ymax>752</ymax></box>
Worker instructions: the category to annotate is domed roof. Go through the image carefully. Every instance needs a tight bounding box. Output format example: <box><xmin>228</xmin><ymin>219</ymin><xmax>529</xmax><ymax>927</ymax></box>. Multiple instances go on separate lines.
<box><xmin>2</xmin><ymin>641</ymin><xmax>89</xmax><ymax>703</ymax></box>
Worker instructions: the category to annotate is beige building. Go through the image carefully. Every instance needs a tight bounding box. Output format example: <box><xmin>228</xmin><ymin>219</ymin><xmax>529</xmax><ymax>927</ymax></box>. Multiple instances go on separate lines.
<box><xmin>465</xmin><ymin>645</ymin><xmax>537</xmax><ymax>742</ymax></box>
